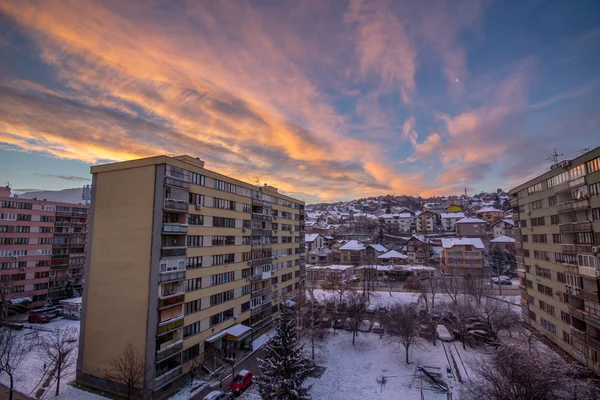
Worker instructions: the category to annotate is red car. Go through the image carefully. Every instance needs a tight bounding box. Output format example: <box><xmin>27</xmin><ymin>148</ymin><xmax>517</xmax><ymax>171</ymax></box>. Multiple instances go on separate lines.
<box><xmin>229</xmin><ymin>369</ymin><xmax>253</xmax><ymax>395</ymax></box>
<box><xmin>28</xmin><ymin>313</ymin><xmax>52</xmax><ymax>323</ymax></box>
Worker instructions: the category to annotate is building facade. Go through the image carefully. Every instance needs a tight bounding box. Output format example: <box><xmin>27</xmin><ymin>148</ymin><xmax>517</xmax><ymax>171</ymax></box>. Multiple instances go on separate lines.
<box><xmin>475</xmin><ymin>206</ymin><xmax>507</xmax><ymax>224</ymax></box>
<box><xmin>415</xmin><ymin>211</ymin><xmax>439</xmax><ymax>234</ymax></box>
<box><xmin>0</xmin><ymin>186</ymin><xmax>88</xmax><ymax>308</ymax></box>
<box><xmin>440</xmin><ymin>238</ymin><xmax>485</xmax><ymax>276</ymax></box>
<box><xmin>454</xmin><ymin>217</ymin><xmax>487</xmax><ymax>237</ymax></box>
<box><xmin>492</xmin><ymin>219</ymin><xmax>515</xmax><ymax>238</ymax></box>
<box><xmin>510</xmin><ymin>147</ymin><xmax>600</xmax><ymax>376</ymax></box>
<box><xmin>404</xmin><ymin>235</ymin><xmax>431</xmax><ymax>265</ymax></box>
<box><xmin>440</xmin><ymin>212</ymin><xmax>465</xmax><ymax>232</ymax></box>
<box><xmin>76</xmin><ymin>155</ymin><xmax>305</xmax><ymax>399</ymax></box>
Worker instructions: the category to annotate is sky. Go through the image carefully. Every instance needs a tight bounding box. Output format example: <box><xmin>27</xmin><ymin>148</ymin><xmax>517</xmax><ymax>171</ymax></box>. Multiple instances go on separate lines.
<box><xmin>0</xmin><ymin>0</ymin><xmax>599</xmax><ymax>203</ymax></box>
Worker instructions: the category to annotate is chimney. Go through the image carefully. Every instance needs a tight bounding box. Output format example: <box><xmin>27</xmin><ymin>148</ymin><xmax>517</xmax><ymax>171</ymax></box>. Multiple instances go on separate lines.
<box><xmin>0</xmin><ymin>186</ymin><xmax>11</xmax><ymax>198</ymax></box>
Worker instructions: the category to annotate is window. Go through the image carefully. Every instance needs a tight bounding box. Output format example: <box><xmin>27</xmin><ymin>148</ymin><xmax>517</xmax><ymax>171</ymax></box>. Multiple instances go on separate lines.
<box><xmin>210</xmin><ymin>289</ymin><xmax>235</xmax><ymax>306</ymax></box>
<box><xmin>11</xmin><ymin>273</ymin><xmax>26</xmax><ymax>281</ymax></box>
<box><xmin>0</xmin><ymin>213</ymin><xmax>16</xmax><ymax>220</ymax></box>
<box><xmin>575</xmin><ymin>232</ymin><xmax>593</xmax><ymax>244</ymax></box>
<box><xmin>538</xmin><ymin>300</ymin><xmax>555</xmax><ymax>316</ymax></box>
<box><xmin>535</xmin><ymin>266</ymin><xmax>551</xmax><ymax>279</ymax></box>
<box><xmin>188</xmin><ymin>214</ymin><xmax>204</xmax><ymax>225</ymax></box>
<box><xmin>550</xmin><ymin>215</ymin><xmax>559</xmax><ymax>225</ymax></box>
<box><xmin>242</xmin><ymin>236</ymin><xmax>250</xmax><ymax>245</ymax></box>
<box><xmin>185</xmin><ymin>299</ymin><xmax>201</xmax><ymax>315</ymax></box>
<box><xmin>35</xmin><ymin>271</ymin><xmax>50</xmax><ymax>279</ymax></box>
<box><xmin>36</xmin><ymin>260</ymin><xmax>50</xmax><ymax>267</ymax></box>
<box><xmin>10</xmin><ymin>286</ymin><xmax>24</xmax><ymax>293</ymax></box>
<box><xmin>184</xmin><ymin>322</ymin><xmax>200</xmax><ymax>338</ymax></box>
<box><xmin>540</xmin><ymin>317</ymin><xmax>557</xmax><ymax>334</ymax></box>
<box><xmin>241</xmin><ymin>302</ymin><xmax>250</xmax><ymax>312</ymax></box>
<box><xmin>39</xmin><ymin>215</ymin><xmax>53</xmax><ymax>222</ymax></box>
<box><xmin>185</xmin><ymin>278</ymin><xmax>202</xmax><ymax>292</ymax></box>
<box><xmin>530</xmin><ymin>200</ymin><xmax>543</xmax><ymax>210</ymax></box>
<box><xmin>557</xmin><ymin>272</ymin><xmax>566</xmax><ymax>283</ymax></box>
<box><xmin>548</xmin><ymin>195</ymin><xmax>558</xmax><ymax>207</ymax></box>
<box><xmin>561</xmin><ymin>311</ymin><xmax>571</xmax><ymax>324</ymax></box>
<box><xmin>527</xmin><ymin>183</ymin><xmax>544</xmax><ymax>194</ymax></box>
<box><xmin>212</xmin><ymin>254</ymin><xmax>235</xmax><ymax>266</ymax></box>
<box><xmin>522</xmin><ymin>235</ymin><xmax>528</xmax><ymax>243</ymax></box>
<box><xmin>190</xmin><ymin>172</ymin><xmax>205</xmax><ymax>186</ymax></box>
<box><xmin>571</xmin><ymin>185</ymin><xmax>588</xmax><ymax>201</ymax></box>
<box><xmin>242</xmin><ymin>203</ymin><xmax>252</xmax><ymax>213</ymax></box>
<box><xmin>532</xmin><ymin>234</ymin><xmax>547</xmax><ymax>243</ymax></box>
<box><xmin>40</xmin><ymin>227</ymin><xmax>53</xmax><ymax>233</ymax></box>
<box><xmin>590</xmin><ymin>182</ymin><xmax>600</xmax><ymax>197</ymax></box>
<box><xmin>189</xmin><ymin>193</ymin><xmax>204</xmax><ymax>205</ymax></box>
<box><xmin>187</xmin><ymin>235</ymin><xmax>203</xmax><ymax>247</ymax></box>
<box><xmin>34</xmin><ymin>283</ymin><xmax>48</xmax><ymax>290</ymax></box>
<box><xmin>533</xmin><ymin>250</ymin><xmax>550</xmax><ymax>261</ymax></box>
<box><xmin>38</xmin><ymin>237</ymin><xmax>52</xmax><ymax>244</ymax></box>
<box><xmin>213</xmin><ymin>217</ymin><xmax>235</xmax><ymax>228</ymax></box>
<box><xmin>210</xmin><ymin>308</ymin><xmax>234</xmax><ymax>326</ymax></box>
<box><xmin>214</xmin><ymin>179</ymin><xmax>236</xmax><ymax>193</ymax></box>
<box><xmin>552</xmin><ymin>234</ymin><xmax>563</xmax><ymax>244</ymax></box>
<box><xmin>555</xmin><ymin>252</ymin><xmax>577</xmax><ymax>265</ymax></box>
<box><xmin>186</xmin><ymin>257</ymin><xmax>202</xmax><ymax>269</ymax></box>
<box><xmin>242</xmin><ymin>268</ymin><xmax>251</xmax><ymax>278</ymax></box>
<box><xmin>593</xmin><ymin>208</ymin><xmax>600</xmax><ymax>221</ymax></box>
<box><xmin>213</xmin><ymin>198</ymin><xmax>236</xmax><ymax>210</ymax></box>
<box><xmin>0</xmin><ymin>225</ymin><xmax>6</xmax><ymax>232</ymax></box>
<box><xmin>212</xmin><ymin>236</ymin><xmax>235</xmax><ymax>246</ymax></box>
<box><xmin>587</xmin><ymin>156</ymin><xmax>600</xmax><ymax>173</ymax></box>
<box><xmin>520</xmin><ymin>219</ymin><xmax>527</xmax><ymax>228</ymax></box>
<box><xmin>242</xmin><ymin>284</ymin><xmax>251</xmax><ymax>295</ymax></box>
<box><xmin>211</xmin><ymin>271</ymin><xmax>234</xmax><ymax>285</ymax></box>
<box><xmin>15</xmin><ymin>226</ymin><xmax>30</xmax><ymax>233</ymax></box>
<box><xmin>183</xmin><ymin>343</ymin><xmax>200</xmax><ymax>362</ymax></box>
<box><xmin>531</xmin><ymin>217</ymin><xmax>545</xmax><ymax>226</ymax></box>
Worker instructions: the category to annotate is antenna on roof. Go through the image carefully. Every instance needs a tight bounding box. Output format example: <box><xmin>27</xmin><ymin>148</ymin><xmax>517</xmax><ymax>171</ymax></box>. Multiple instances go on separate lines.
<box><xmin>547</xmin><ymin>149</ymin><xmax>563</xmax><ymax>165</ymax></box>
<box><xmin>577</xmin><ymin>148</ymin><xmax>590</xmax><ymax>157</ymax></box>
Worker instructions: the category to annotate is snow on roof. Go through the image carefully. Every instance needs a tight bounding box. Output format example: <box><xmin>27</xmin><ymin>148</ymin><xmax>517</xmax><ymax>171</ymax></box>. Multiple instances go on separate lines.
<box><xmin>378</xmin><ymin>250</ymin><xmax>408</xmax><ymax>259</ymax></box>
<box><xmin>339</xmin><ymin>240</ymin><xmax>365</xmax><ymax>251</ymax></box>
<box><xmin>226</xmin><ymin>324</ymin><xmax>252</xmax><ymax>338</ymax></box>
<box><xmin>305</xmin><ymin>233</ymin><xmax>321</xmax><ymax>242</ymax></box>
<box><xmin>455</xmin><ymin>217</ymin><xmax>486</xmax><ymax>224</ymax></box>
<box><xmin>306</xmin><ymin>264</ymin><xmax>355</xmax><ymax>271</ymax></box>
<box><xmin>324</xmin><ymin>235</ymin><xmax>334</xmax><ymax>239</ymax></box>
<box><xmin>368</xmin><ymin>244</ymin><xmax>388</xmax><ymax>252</ymax></box>
<box><xmin>403</xmin><ymin>265</ymin><xmax>437</xmax><ymax>271</ymax></box>
<box><xmin>309</xmin><ymin>247</ymin><xmax>333</xmax><ymax>256</ymax></box>
<box><xmin>356</xmin><ymin>265</ymin><xmax>395</xmax><ymax>271</ymax></box>
<box><xmin>477</xmin><ymin>206</ymin><xmax>504</xmax><ymax>213</ymax></box>
<box><xmin>238</xmin><ymin>369</ymin><xmax>251</xmax><ymax>376</ymax></box>
<box><xmin>441</xmin><ymin>237</ymin><xmax>485</xmax><ymax>249</ymax></box>
<box><xmin>440</xmin><ymin>212</ymin><xmax>465</xmax><ymax>219</ymax></box>
<box><xmin>60</xmin><ymin>297</ymin><xmax>82</xmax><ymax>304</ymax></box>
<box><xmin>490</xmin><ymin>235</ymin><xmax>516</xmax><ymax>243</ymax></box>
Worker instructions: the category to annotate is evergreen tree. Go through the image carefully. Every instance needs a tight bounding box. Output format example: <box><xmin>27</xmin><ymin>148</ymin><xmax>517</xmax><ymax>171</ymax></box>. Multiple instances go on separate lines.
<box><xmin>488</xmin><ymin>245</ymin><xmax>507</xmax><ymax>277</ymax></box>
<box><xmin>257</xmin><ymin>305</ymin><xmax>313</xmax><ymax>400</ymax></box>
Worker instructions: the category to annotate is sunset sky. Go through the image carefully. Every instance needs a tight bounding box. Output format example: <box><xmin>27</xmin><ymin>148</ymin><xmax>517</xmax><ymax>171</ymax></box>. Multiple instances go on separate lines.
<box><xmin>0</xmin><ymin>0</ymin><xmax>599</xmax><ymax>203</ymax></box>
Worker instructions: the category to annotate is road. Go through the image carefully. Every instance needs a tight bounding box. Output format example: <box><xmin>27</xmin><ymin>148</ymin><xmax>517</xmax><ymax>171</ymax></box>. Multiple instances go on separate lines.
<box><xmin>191</xmin><ymin>348</ymin><xmax>267</xmax><ymax>400</ymax></box>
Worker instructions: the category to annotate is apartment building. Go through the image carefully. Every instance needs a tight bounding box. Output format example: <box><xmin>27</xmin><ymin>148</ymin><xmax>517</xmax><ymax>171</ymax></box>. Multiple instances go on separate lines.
<box><xmin>415</xmin><ymin>211</ymin><xmax>439</xmax><ymax>234</ymax></box>
<box><xmin>510</xmin><ymin>146</ymin><xmax>600</xmax><ymax>375</ymax></box>
<box><xmin>403</xmin><ymin>235</ymin><xmax>431</xmax><ymax>265</ymax></box>
<box><xmin>440</xmin><ymin>212</ymin><xmax>465</xmax><ymax>232</ymax></box>
<box><xmin>492</xmin><ymin>218</ymin><xmax>515</xmax><ymax>238</ymax></box>
<box><xmin>76</xmin><ymin>155</ymin><xmax>305</xmax><ymax>399</ymax></box>
<box><xmin>454</xmin><ymin>217</ymin><xmax>487</xmax><ymax>237</ymax></box>
<box><xmin>475</xmin><ymin>206</ymin><xmax>507</xmax><ymax>224</ymax></box>
<box><xmin>339</xmin><ymin>240</ymin><xmax>366</xmax><ymax>265</ymax></box>
<box><xmin>0</xmin><ymin>186</ymin><xmax>88</xmax><ymax>307</ymax></box>
<box><xmin>440</xmin><ymin>238</ymin><xmax>485</xmax><ymax>276</ymax></box>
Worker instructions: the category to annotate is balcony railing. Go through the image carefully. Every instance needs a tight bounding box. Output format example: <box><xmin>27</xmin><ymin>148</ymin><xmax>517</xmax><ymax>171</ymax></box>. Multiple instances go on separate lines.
<box><xmin>162</xmin><ymin>224</ymin><xmax>188</xmax><ymax>234</ymax></box>
<box><xmin>161</xmin><ymin>247</ymin><xmax>186</xmax><ymax>257</ymax></box>
<box><xmin>571</xmin><ymin>327</ymin><xmax>586</xmax><ymax>342</ymax></box>
<box><xmin>252</xmin><ymin>228</ymin><xmax>272</xmax><ymax>236</ymax></box>
<box><xmin>559</xmin><ymin>222</ymin><xmax>592</xmax><ymax>233</ymax></box>
<box><xmin>561</xmin><ymin>244</ymin><xmax>593</xmax><ymax>253</ymax></box>
<box><xmin>164</xmin><ymin>200</ymin><xmax>189</xmax><ymax>212</ymax></box>
<box><xmin>587</xmin><ymin>335</ymin><xmax>600</xmax><ymax>352</ymax></box>
<box><xmin>157</xmin><ymin>317</ymin><xmax>184</xmax><ymax>335</ymax></box>
<box><xmin>251</xmin><ymin>287</ymin><xmax>272</xmax><ymax>298</ymax></box>
<box><xmin>252</xmin><ymin>213</ymin><xmax>273</xmax><ymax>222</ymax></box>
<box><xmin>251</xmin><ymin>301</ymin><xmax>273</xmax><ymax>315</ymax></box>
<box><xmin>251</xmin><ymin>315</ymin><xmax>273</xmax><ymax>330</ymax></box>
<box><xmin>557</xmin><ymin>198</ymin><xmax>590</xmax><ymax>213</ymax></box>
<box><xmin>156</xmin><ymin>341</ymin><xmax>183</xmax><ymax>363</ymax></box>
<box><xmin>251</xmin><ymin>258</ymin><xmax>272</xmax><ymax>267</ymax></box>
<box><xmin>154</xmin><ymin>365</ymin><xmax>182</xmax><ymax>390</ymax></box>
<box><xmin>158</xmin><ymin>295</ymin><xmax>185</xmax><ymax>310</ymax></box>
<box><xmin>584</xmin><ymin>312</ymin><xmax>600</xmax><ymax>329</ymax></box>
<box><xmin>251</xmin><ymin>271</ymin><xmax>272</xmax><ymax>282</ymax></box>
<box><xmin>579</xmin><ymin>265</ymin><xmax>600</xmax><ymax>278</ymax></box>
<box><xmin>159</xmin><ymin>270</ymin><xmax>186</xmax><ymax>283</ymax></box>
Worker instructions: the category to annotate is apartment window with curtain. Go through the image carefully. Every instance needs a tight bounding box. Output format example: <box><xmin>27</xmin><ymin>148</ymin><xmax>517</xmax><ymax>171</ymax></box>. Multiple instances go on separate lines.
<box><xmin>187</xmin><ymin>235</ymin><xmax>203</xmax><ymax>247</ymax></box>
<box><xmin>188</xmin><ymin>214</ymin><xmax>204</xmax><ymax>225</ymax></box>
<box><xmin>185</xmin><ymin>278</ymin><xmax>202</xmax><ymax>292</ymax></box>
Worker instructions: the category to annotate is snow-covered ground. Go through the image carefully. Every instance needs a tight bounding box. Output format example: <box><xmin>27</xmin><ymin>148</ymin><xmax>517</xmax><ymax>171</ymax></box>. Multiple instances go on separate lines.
<box><xmin>0</xmin><ymin>318</ymin><xmax>81</xmax><ymax>399</ymax></box>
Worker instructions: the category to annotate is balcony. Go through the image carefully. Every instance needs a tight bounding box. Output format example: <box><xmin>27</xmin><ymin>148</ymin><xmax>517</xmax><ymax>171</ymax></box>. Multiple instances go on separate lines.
<box><xmin>252</xmin><ymin>213</ymin><xmax>273</xmax><ymax>222</ymax></box>
<box><xmin>559</xmin><ymin>221</ymin><xmax>592</xmax><ymax>233</ymax></box>
<box><xmin>557</xmin><ymin>198</ymin><xmax>590</xmax><ymax>213</ymax></box>
<box><xmin>251</xmin><ymin>258</ymin><xmax>272</xmax><ymax>267</ymax></box>
<box><xmin>159</xmin><ymin>269</ymin><xmax>186</xmax><ymax>283</ymax></box>
<box><xmin>158</xmin><ymin>294</ymin><xmax>185</xmax><ymax>310</ymax></box>
<box><xmin>251</xmin><ymin>300</ymin><xmax>273</xmax><ymax>316</ymax></box>
<box><xmin>251</xmin><ymin>271</ymin><xmax>272</xmax><ymax>282</ymax></box>
<box><xmin>161</xmin><ymin>247</ymin><xmax>186</xmax><ymax>257</ymax></box>
<box><xmin>164</xmin><ymin>200</ymin><xmax>188</xmax><ymax>212</ymax></box>
<box><xmin>571</xmin><ymin>327</ymin><xmax>586</xmax><ymax>342</ymax></box>
<box><xmin>568</xmin><ymin>176</ymin><xmax>586</xmax><ymax>188</ymax></box>
<box><xmin>569</xmin><ymin>305</ymin><xmax>585</xmax><ymax>320</ymax></box>
<box><xmin>154</xmin><ymin>365</ymin><xmax>182</xmax><ymax>390</ymax></box>
<box><xmin>519</xmin><ymin>285</ymin><xmax>527</xmax><ymax>292</ymax></box>
<box><xmin>252</xmin><ymin>244</ymin><xmax>272</xmax><ymax>251</ymax></box>
<box><xmin>579</xmin><ymin>265</ymin><xmax>600</xmax><ymax>278</ymax></box>
<box><xmin>251</xmin><ymin>315</ymin><xmax>273</xmax><ymax>330</ymax></box>
<box><xmin>251</xmin><ymin>287</ymin><xmax>272</xmax><ymax>298</ymax></box>
<box><xmin>162</xmin><ymin>224</ymin><xmax>188</xmax><ymax>234</ymax></box>
<box><xmin>252</xmin><ymin>228</ymin><xmax>272</xmax><ymax>236</ymax></box>
<box><xmin>157</xmin><ymin>317</ymin><xmax>184</xmax><ymax>335</ymax></box>
<box><xmin>587</xmin><ymin>335</ymin><xmax>600</xmax><ymax>352</ymax></box>
<box><xmin>156</xmin><ymin>341</ymin><xmax>183</xmax><ymax>363</ymax></box>
<box><xmin>165</xmin><ymin>177</ymin><xmax>190</xmax><ymax>189</ymax></box>
<box><xmin>584</xmin><ymin>312</ymin><xmax>600</xmax><ymax>329</ymax></box>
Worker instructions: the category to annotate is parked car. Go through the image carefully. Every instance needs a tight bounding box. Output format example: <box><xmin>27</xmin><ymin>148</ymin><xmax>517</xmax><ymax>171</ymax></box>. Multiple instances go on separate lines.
<box><xmin>372</xmin><ymin>322</ymin><xmax>384</xmax><ymax>334</ymax></box>
<box><xmin>469</xmin><ymin>330</ymin><xmax>498</xmax><ymax>346</ymax></box>
<box><xmin>466</xmin><ymin>317</ymin><xmax>482</xmax><ymax>325</ymax></box>
<box><xmin>419</xmin><ymin>324</ymin><xmax>433</xmax><ymax>338</ymax></box>
<box><xmin>358</xmin><ymin>320</ymin><xmax>371</xmax><ymax>332</ymax></box>
<box><xmin>28</xmin><ymin>313</ymin><xmax>52</xmax><ymax>323</ymax></box>
<box><xmin>436</xmin><ymin>324</ymin><xmax>454</xmax><ymax>342</ymax></box>
<box><xmin>333</xmin><ymin>319</ymin><xmax>344</xmax><ymax>329</ymax></box>
<box><xmin>491</xmin><ymin>276</ymin><xmax>512</xmax><ymax>285</ymax></box>
<box><xmin>366</xmin><ymin>304</ymin><xmax>377</xmax><ymax>314</ymax></box>
<box><xmin>320</xmin><ymin>318</ymin><xmax>332</xmax><ymax>328</ymax></box>
<box><xmin>465</xmin><ymin>322</ymin><xmax>488</xmax><ymax>331</ymax></box>
<box><xmin>203</xmin><ymin>390</ymin><xmax>233</xmax><ymax>400</ymax></box>
<box><xmin>228</xmin><ymin>370</ymin><xmax>253</xmax><ymax>395</ymax></box>
<box><xmin>344</xmin><ymin>318</ymin><xmax>354</xmax><ymax>331</ymax></box>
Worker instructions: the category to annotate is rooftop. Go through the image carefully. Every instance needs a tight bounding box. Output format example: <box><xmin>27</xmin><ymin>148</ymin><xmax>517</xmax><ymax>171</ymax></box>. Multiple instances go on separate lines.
<box><xmin>476</xmin><ymin>206</ymin><xmax>505</xmax><ymax>213</ymax></box>
<box><xmin>441</xmin><ymin>237</ymin><xmax>485</xmax><ymax>249</ymax></box>
<box><xmin>455</xmin><ymin>217</ymin><xmax>486</xmax><ymax>224</ymax></box>
<box><xmin>339</xmin><ymin>240</ymin><xmax>366</xmax><ymax>251</ymax></box>
<box><xmin>378</xmin><ymin>250</ymin><xmax>408</xmax><ymax>259</ymax></box>
<box><xmin>490</xmin><ymin>235</ymin><xmax>516</xmax><ymax>243</ymax></box>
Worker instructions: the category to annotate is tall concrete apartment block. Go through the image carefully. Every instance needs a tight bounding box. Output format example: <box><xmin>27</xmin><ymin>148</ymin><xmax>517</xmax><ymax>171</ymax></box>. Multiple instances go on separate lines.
<box><xmin>0</xmin><ymin>186</ymin><xmax>88</xmax><ymax>307</ymax></box>
<box><xmin>77</xmin><ymin>155</ymin><xmax>306</xmax><ymax>398</ymax></box>
<box><xmin>510</xmin><ymin>146</ymin><xmax>600</xmax><ymax>375</ymax></box>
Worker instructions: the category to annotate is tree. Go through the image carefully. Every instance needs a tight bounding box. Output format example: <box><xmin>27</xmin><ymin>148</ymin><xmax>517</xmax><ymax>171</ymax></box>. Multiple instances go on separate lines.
<box><xmin>383</xmin><ymin>276</ymin><xmax>394</xmax><ymax>297</ymax></box>
<box><xmin>321</xmin><ymin>275</ymin><xmax>353</xmax><ymax>310</ymax></box>
<box><xmin>345</xmin><ymin>291</ymin><xmax>367</xmax><ymax>345</ymax></box>
<box><xmin>0</xmin><ymin>328</ymin><xmax>27</xmax><ymax>400</ymax></box>
<box><xmin>297</xmin><ymin>286</ymin><xmax>322</xmax><ymax>360</ymax></box>
<box><xmin>477</xmin><ymin>297</ymin><xmax>520</xmax><ymax>341</ymax></box>
<box><xmin>387</xmin><ymin>303</ymin><xmax>420</xmax><ymax>364</ymax></box>
<box><xmin>488</xmin><ymin>246</ymin><xmax>510</xmax><ymax>295</ymax></box>
<box><xmin>105</xmin><ymin>343</ymin><xmax>146</xmax><ymax>399</ymax></box>
<box><xmin>463</xmin><ymin>275</ymin><xmax>488</xmax><ymax>306</ymax></box>
<box><xmin>448</xmin><ymin>296</ymin><xmax>476</xmax><ymax>350</ymax></box>
<box><xmin>412</xmin><ymin>273</ymin><xmax>441</xmax><ymax>346</ymax></box>
<box><xmin>257</xmin><ymin>306</ymin><xmax>313</xmax><ymax>400</ymax></box>
<box><xmin>188</xmin><ymin>355</ymin><xmax>203</xmax><ymax>382</ymax></box>
<box><xmin>462</xmin><ymin>330</ymin><xmax>597</xmax><ymax>400</ymax></box>
<box><xmin>39</xmin><ymin>327</ymin><xmax>78</xmax><ymax>396</ymax></box>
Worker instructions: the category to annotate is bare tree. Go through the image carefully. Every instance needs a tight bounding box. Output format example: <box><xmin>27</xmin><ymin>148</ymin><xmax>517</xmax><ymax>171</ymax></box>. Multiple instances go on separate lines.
<box><xmin>387</xmin><ymin>303</ymin><xmax>420</xmax><ymax>364</ymax></box>
<box><xmin>463</xmin><ymin>275</ymin><xmax>488</xmax><ymax>306</ymax></box>
<box><xmin>439</xmin><ymin>275</ymin><xmax>462</xmax><ymax>306</ymax></box>
<box><xmin>39</xmin><ymin>327</ymin><xmax>78</xmax><ymax>396</ymax></box>
<box><xmin>383</xmin><ymin>276</ymin><xmax>394</xmax><ymax>296</ymax></box>
<box><xmin>188</xmin><ymin>355</ymin><xmax>203</xmax><ymax>383</ymax></box>
<box><xmin>0</xmin><ymin>328</ymin><xmax>27</xmax><ymax>400</ymax></box>
<box><xmin>345</xmin><ymin>290</ymin><xmax>367</xmax><ymax>345</ymax></box>
<box><xmin>462</xmin><ymin>330</ymin><xmax>597</xmax><ymax>400</ymax></box>
<box><xmin>412</xmin><ymin>273</ymin><xmax>441</xmax><ymax>346</ymax></box>
<box><xmin>322</xmin><ymin>275</ymin><xmax>354</xmax><ymax>311</ymax></box>
<box><xmin>448</xmin><ymin>296</ymin><xmax>476</xmax><ymax>350</ymax></box>
<box><xmin>297</xmin><ymin>286</ymin><xmax>322</xmax><ymax>360</ymax></box>
<box><xmin>477</xmin><ymin>297</ymin><xmax>520</xmax><ymax>341</ymax></box>
<box><xmin>105</xmin><ymin>343</ymin><xmax>146</xmax><ymax>399</ymax></box>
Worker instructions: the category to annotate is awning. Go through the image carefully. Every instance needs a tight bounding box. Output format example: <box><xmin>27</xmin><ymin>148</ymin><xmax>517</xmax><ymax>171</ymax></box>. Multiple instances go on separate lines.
<box><xmin>205</xmin><ymin>324</ymin><xmax>252</xmax><ymax>343</ymax></box>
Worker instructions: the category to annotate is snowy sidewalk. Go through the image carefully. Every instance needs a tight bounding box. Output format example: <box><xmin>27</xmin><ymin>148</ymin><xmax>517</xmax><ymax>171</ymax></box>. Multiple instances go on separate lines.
<box><xmin>0</xmin><ymin>384</ymin><xmax>33</xmax><ymax>400</ymax></box>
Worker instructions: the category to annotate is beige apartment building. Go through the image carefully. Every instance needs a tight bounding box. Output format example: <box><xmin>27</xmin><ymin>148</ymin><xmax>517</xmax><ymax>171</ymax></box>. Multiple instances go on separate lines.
<box><xmin>510</xmin><ymin>146</ymin><xmax>600</xmax><ymax>376</ymax></box>
<box><xmin>440</xmin><ymin>238</ymin><xmax>485</xmax><ymax>276</ymax></box>
<box><xmin>76</xmin><ymin>155</ymin><xmax>305</xmax><ymax>399</ymax></box>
